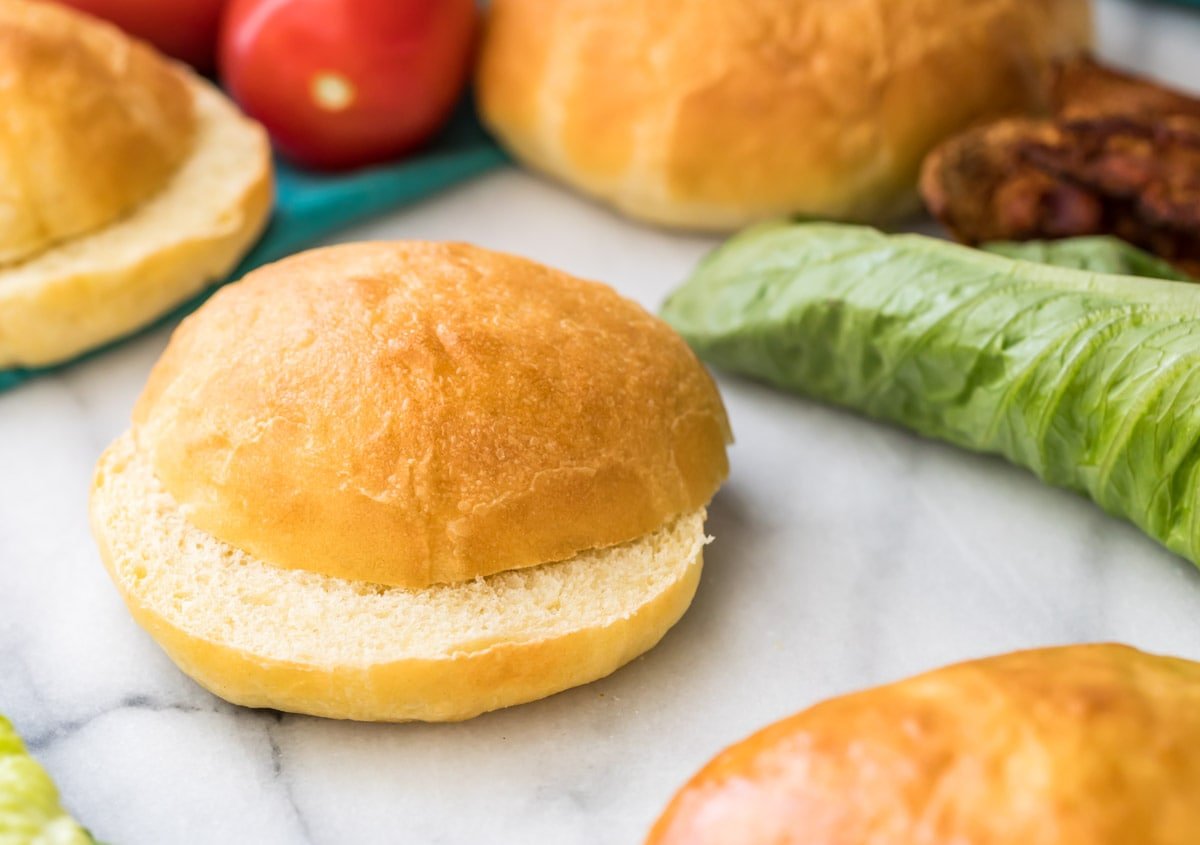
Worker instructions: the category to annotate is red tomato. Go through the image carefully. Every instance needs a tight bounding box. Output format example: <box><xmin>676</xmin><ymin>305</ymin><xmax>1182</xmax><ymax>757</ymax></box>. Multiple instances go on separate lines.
<box><xmin>50</xmin><ymin>0</ymin><xmax>226</xmax><ymax>71</ymax></box>
<box><xmin>219</xmin><ymin>0</ymin><xmax>478</xmax><ymax>171</ymax></box>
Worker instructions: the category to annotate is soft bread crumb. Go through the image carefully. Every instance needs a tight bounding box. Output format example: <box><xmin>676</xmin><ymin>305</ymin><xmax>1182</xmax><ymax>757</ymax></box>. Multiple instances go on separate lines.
<box><xmin>92</xmin><ymin>432</ymin><xmax>708</xmax><ymax>668</ymax></box>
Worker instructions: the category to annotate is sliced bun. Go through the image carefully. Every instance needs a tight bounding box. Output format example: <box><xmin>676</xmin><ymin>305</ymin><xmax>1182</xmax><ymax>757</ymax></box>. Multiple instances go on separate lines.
<box><xmin>132</xmin><ymin>241</ymin><xmax>730</xmax><ymax>589</ymax></box>
<box><xmin>0</xmin><ymin>0</ymin><xmax>195</xmax><ymax>264</ymax></box>
<box><xmin>478</xmin><ymin>0</ymin><xmax>1092</xmax><ymax>230</ymax></box>
<box><xmin>91</xmin><ymin>432</ymin><xmax>707</xmax><ymax>722</ymax></box>
<box><xmin>648</xmin><ymin>644</ymin><xmax>1200</xmax><ymax>845</ymax></box>
<box><xmin>93</xmin><ymin>241</ymin><xmax>728</xmax><ymax>719</ymax></box>
<box><xmin>0</xmin><ymin>4</ymin><xmax>272</xmax><ymax>369</ymax></box>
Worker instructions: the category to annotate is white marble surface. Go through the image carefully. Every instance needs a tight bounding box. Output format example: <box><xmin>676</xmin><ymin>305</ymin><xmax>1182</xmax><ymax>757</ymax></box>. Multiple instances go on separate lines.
<box><xmin>3</xmin><ymin>3</ymin><xmax>1200</xmax><ymax>843</ymax></box>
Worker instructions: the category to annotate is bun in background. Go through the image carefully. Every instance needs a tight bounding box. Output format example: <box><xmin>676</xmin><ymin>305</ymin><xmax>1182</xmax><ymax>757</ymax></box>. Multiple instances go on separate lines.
<box><xmin>478</xmin><ymin>0</ymin><xmax>1092</xmax><ymax>230</ymax></box>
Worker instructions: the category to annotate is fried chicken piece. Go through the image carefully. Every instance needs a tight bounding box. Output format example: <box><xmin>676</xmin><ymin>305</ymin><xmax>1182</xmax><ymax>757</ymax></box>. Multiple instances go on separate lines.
<box><xmin>920</xmin><ymin>119</ymin><xmax>1103</xmax><ymax>243</ymax></box>
<box><xmin>921</xmin><ymin>59</ymin><xmax>1200</xmax><ymax>277</ymax></box>
<box><xmin>1026</xmin><ymin>116</ymin><xmax>1200</xmax><ymax>230</ymax></box>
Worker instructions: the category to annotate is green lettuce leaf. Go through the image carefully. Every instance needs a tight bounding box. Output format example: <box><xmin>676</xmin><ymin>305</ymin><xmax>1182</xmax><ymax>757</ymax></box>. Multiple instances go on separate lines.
<box><xmin>662</xmin><ymin>222</ymin><xmax>1200</xmax><ymax>568</ymax></box>
<box><xmin>983</xmin><ymin>237</ymin><xmax>1192</xmax><ymax>281</ymax></box>
<box><xmin>1</xmin><ymin>716</ymin><xmax>95</xmax><ymax>845</ymax></box>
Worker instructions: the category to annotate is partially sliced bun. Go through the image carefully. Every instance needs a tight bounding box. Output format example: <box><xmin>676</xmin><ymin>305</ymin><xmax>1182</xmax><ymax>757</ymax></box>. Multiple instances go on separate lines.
<box><xmin>91</xmin><ymin>432</ymin><xmax>706</xmax><ymax>722</ymax></box>
<box><xmin>0</xmin><ymin>73</ymin><xmax>272</xmax><ymax>367</ymax></box>
<box><xmin>92</xmin><ymin>241</ymin><xmax>728</xmax><ymax>720</ymax></box>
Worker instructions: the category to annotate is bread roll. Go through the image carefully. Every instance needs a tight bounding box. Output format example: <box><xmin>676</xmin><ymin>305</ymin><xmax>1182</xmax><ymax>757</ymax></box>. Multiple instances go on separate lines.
<box><xmin>478</xmin><ymin>0</ymin><xmax>1092</xmax><ymax>230</ymax></box>
<box><xmin>91</xmin><ymin>242</ymin><xmax>731</xmax><ymax>721</ymax></box>
<box><xmin>648</xmin><ymin>644</ymin><xmax>1200</xmax><ymax>845</ymax></box>
<box><xmin>0</xmin><ymin>0</ymin><xmax>271</xmax><ymax>368</ymax></box>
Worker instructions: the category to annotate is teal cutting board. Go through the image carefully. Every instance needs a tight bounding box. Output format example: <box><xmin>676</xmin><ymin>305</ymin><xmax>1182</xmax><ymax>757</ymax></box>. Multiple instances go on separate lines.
<box><xmin>0</xmin><ymin>105</ymin><xmax>505</xmax><ymax>393</ymax></box>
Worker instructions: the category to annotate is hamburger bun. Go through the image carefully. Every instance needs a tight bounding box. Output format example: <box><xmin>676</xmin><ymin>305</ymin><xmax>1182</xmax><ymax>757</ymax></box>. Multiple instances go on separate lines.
<box><xmin>91</xmin><ymin>242</ymin><xmax>731</xmax><ymax>722</ymax></box>
<box><xmin>0</xmin><ymin>0</ymin><xmax>272</xmax><ymax>368</ymax></box>
<box><xmin>648</xmin><ymin>644</ymin><xmax>1200</xmax><ymax>845</ymax></box>
<box><xmin>477</xmin><ymin>0</ymin><xmax>1092</xmax><ymax>231</ymax></box>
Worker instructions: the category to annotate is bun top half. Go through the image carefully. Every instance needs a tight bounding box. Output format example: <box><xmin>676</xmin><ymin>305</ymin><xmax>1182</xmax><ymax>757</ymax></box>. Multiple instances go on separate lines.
<box><xmin>478</xmin><ymin>0</ymin><xmax>1092</xmax><ymax>230</ymax></box>
<box><xmin>649</xmin><ymin>644</ymin><xmax>1200</xmax><ymax>845</ymax></box>
<box><xmin>133</xmin><ymin>242</ymin><xmax>731</xmax><ymax>589</ymax></box>
<box><xmin>0</xmin><ymin>0</ymin><xmax>195</xmax><ymax>265</ymax></box>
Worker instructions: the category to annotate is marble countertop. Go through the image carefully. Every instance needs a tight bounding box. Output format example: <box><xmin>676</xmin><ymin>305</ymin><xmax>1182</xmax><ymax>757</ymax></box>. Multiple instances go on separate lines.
<box><xmin>4</xmin><ymin>3</ymin><xmax>1200</xmax><ymax>843</ymax></box>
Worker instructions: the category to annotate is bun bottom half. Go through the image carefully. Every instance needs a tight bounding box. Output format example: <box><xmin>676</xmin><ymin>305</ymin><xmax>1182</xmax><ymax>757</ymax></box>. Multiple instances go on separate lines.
<box><xmin>0</xmin><ymin>73</ymin><xmax>272</xmax><ymax>368</ymax></box>
<box><xmin>90</xmin><ymin>433</ymin><xmax>706</xmax><ymax>722</ymax></box>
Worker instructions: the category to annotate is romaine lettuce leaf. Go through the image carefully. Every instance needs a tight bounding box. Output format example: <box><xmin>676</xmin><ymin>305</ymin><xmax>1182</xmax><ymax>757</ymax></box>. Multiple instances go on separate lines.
<box><xmin>0</xmin><ymin>716</ymin><xmax>94</xmax><ymax>845</ymax></box>
<box><xmin>663</xmin><ymin>223</ymin><xmax>1200</xmax><ymax>568</ymax></box>
<box><xmin>983</xmin><ymin>237</ymin><xmax>1192</xmax><ymax>281</ymax></box>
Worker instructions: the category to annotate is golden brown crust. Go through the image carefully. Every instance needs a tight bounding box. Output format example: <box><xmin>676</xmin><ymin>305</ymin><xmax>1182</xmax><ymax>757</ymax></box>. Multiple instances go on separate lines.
<box><xmin>647</xmin><ymin>645</ymin><xmax>1200</xmax><ymax>845</ymax></box>
<box><xmin>0</xmin><ymin>0</ymin><xmax>195</xmax><ymax>264</ymax></box>
<box><xmin>133</xmin><ymin>242</ymin><xmax>731</xmax><ymax>588</ymax></box>
<box><xmin>478</xmin><ymin>0</ymin><xmax>1092</xmax><ymax>230</ymax></box>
